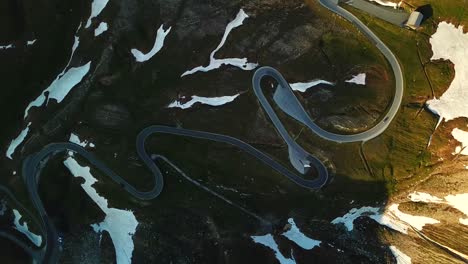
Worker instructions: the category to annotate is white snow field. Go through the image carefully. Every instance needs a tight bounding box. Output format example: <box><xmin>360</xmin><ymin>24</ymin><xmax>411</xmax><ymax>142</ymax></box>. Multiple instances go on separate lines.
<box><xmin>85</xmin><ymin>0</ymin><xmax>110</xmax><ymax>28</ymax></box>
<box><xmin>12</xmin><ymin>209</ymin><xmax>43</xmax><ymax>247</ymax></box>
<box><xmin>181</xmin><ymin>9</ymin><xmax>258</xmax><ymax>77</ymax></box>
<box><xmin>331</xmin><ymin>203</ymin><xmax>440</xmax><ymax>234</ymax></box>
<box><xmin>281</xmin><ymin>218</ymin><xmax>321</xmax><ymax>250</ymax></box>
<box><xmin>64</xmin><ymin>157</ymin><xmax>138</xmax><ymax>264</ymax></box>
<box><xmin>94</xmin><ymin>22</ymin><xmax>108</xmax><ymax>37</ymax></box>
<box><xmin>345</xmin><ymin>73</ymin><xmax>366</xmax><ymax>85</ymax></box>
<box><xmin>6</xmin><ymin>122</ymin><xmax>32</xmax><ymax>159</ymax></box>
<box><xmin>167</xmin><ymin>94</ymin><xmax>240</xmax><ymax>109</ymax></box>
<box><xmin>251</xmin><ymin>234</ymin><xmax>296</xmax><ymax>264</ymax></box>
<box><xmin>427</xmin><ymin>22</ymin><xmax>468</xmax><ymax>124</ymax></box>
<box><xmin>290</xmin><ymin>80</ymin><xmax>335</xmax><ymax>92</ymax></box>
<box><xmin>131</xmin><ymin>25</ymin><xmax>171</xmax><ymax>62</ymax></box>
<box><xmin>389</xmin><ymin>245</ymin><xmax>411</xmax><ymax>264</ymax></box>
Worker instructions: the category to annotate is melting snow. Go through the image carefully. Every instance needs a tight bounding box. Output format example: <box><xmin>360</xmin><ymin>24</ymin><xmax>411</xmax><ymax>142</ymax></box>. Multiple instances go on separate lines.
<box><xmin>0</xmin><ymin>44</ymin><xmax>14</xmax><ymax>50</ymax></box>
<box><xmin>27</xmin><ymin>39</ymin><xmax>37</xmax><ymax>46</ymax></box>
<box><xmin>181</xmin><ymin>9</ymin><xmax>258</xmax><ymax>77</ymax></box>
<box><xmin>451</xmin><ymin>128</ymin><xmax>468</xmax><ymax>155</ymax></box>
<box><xmin>408</xmin><ymin>192</ymin><xmax>444</xmax><ymax>203</ymax></box>
<box><xmin>389</xmin><ymin>246</ymin><xmax>412</xmax><ymax>264</ymax></box>
<box><xmin>94</xmin><ymin>22</ymin><xmax>108</xmax><ymax>37</ymax></box>
<box><xmin>167</xmin><ymin>94</ymin><xmax>240</xmax><ymax>109</ymax></box>
<box><xmin>64</xmin><ymin>156</ymin><xmax>138</xmax><ymax>264</ymax></box>
<box><xmin>444</xmin><ymin>193</ymin><xmax>468</xmax><ymax>226</ymax></box>
<box><xmin>290</xmin><ymin>80</ymin><xmax>335</xmax><ymax>92</ymax></box>
<box><xmin>12</xmin><ymin>209</ymin><xmax>42</xmax><ymax>247</ymax></box>
<box><xmin>85</xmin><ymin>0</ymin><xmax>110</xmax><ymax>28</ymax></box>
<box><xmin>131</xmin><ymin>25</ymin><xmax>171</xmax><ymax>62</ymax></box>
<box><xmin>331</xmin><ymin>204</ymin><xmax>439</xmax><ymax>234</ymax></box>
<box><xmin>345</xmin><ymin>73</ymin><xmax>366</xmax><ymax>85</ymax></box>
<box><xmin>368</xmin><ymin>0</ymin><xmax>399</xmax><ymax>8</ymax></box>
<box><xmin>69</xmin><ymin>133</ymin><xmax>95</xmax><ymax>148</ymax></box>
<box><xmin>426</xmin><ymin>22</ymin><xmax>468</xmax><ymax>124</ymax></box>
<box><xmin>24</xmin><ymin>62</ymin><xmax>91</xmax><ymax>118</ymax></box>
<box><xmin>251</xmin><ymin>234</ymin><xmax>295</xmax><ymax>264</ymax></box>
<box><xmin>282</xmin><ymin>218</ymin><xmax>321</xmax><ymax>250</ymax></box>
<box><xmin>6</xmin><ymin>122</ymin><xmax>32</xmax><ymax>159</ymax></box>
<box><xmin>387</xmin><ymin>204</ymin><xmax>440</xmax><ymax>231</ymax></box>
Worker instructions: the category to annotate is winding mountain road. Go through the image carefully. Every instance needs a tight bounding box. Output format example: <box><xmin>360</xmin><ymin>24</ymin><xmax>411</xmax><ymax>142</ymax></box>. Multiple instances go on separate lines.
<box><xmin>312</xmin><ymin>0</ymin><xmax>404</xmax><ymax>143</ymax></box>
<box><xmin>0</xmin><ymin>1</ymin><xmax>405</xmax><ymax>262</ymax></box>
<box><xmin>12</xmin><ymin>124</ymin><xmax>329</xmax><ymax>263</ymax></box>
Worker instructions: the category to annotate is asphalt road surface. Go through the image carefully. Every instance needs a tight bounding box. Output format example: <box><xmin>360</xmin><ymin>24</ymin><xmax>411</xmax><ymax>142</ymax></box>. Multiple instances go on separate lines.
<box><xmin>8</xmin><ymin>124</ymin><xmax>329</xmax><ymax>263</ymax></box>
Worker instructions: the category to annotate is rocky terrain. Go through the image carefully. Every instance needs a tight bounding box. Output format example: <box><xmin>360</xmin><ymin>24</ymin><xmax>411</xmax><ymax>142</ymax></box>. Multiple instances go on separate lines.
<box><xmin>0</xmin><ymin>0</ymin><xmax>466</xmax><ymax>263</ymax></box>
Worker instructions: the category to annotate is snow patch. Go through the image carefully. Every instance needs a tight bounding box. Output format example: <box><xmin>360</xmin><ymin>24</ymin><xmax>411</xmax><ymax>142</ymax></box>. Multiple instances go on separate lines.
<box><xmin>368</xmin><ymin>0</ymin><xmax>399</xmax><ymax>8</ymax></box>
<box><xmin>167</xmin><ymin>94</ymin><xmax>240</xmax><ymax>109</ymax></box>
<box><xmin>387</xmin><ymin>204</ymin><xmax>440</xmax><ymax>231</ymax></box>
<box><xmin>345</xmin><ymin>73</ymin><xmax>366</xmax><ymax>85</ymax></box>
<box><xmin>131</xmin><ymin>25</ymin><xmax>171</xmax><ymax>62</ymax></box>
<box><xmin>331</xmin><ymin>206</ymin><xmax>380</xmax><ymax>231</ymax></box>
<box><xmin>444</xmin><ymin>193</ymin><xmax>468</xmax><ymax>226</ymax></box>
<box><xmin>94</xmin><ymin>22</ymin><xmax>108</xmax><ymax>37</ymax></box>
<box><xmin>12</xmin><ymin>209</ymin><xmax>42</xmax><ymax>247</ymax></box>
<box><xmin>181</xmin><ymin>9</ymin><xmax>258</xmax><ymax>77</ymax></box>
<box><xmin>290</xmin><ymin>80</ymin><xmax>335</xmax><ymax>92</ymax></box>
<box><xmin>69</xmin><ymin>133</ymin><xmax>95</xmax><ymax>148</ymax></box>
<box><xmin>408</xmin><ymin>192</ymin><xmax>444</xmax><ymax>203</ymax></box>
<box><xmin>389</xmin><ymin>246</ymin><xmax>411</xmax><ymax>264</ymax></box>
<box><xmin>64</xmin><ymin>156</ymin><xmax>138</xmax><ymax>264</ymax></box>
<box><xmin>24</xmin><ymin>62</ymin><xmax>91</xmax><ymax>118</ymax></box>
<box><xmin>251</xmin><ymin>234</ymin><xmax>295</xmax><ymax>264</ymax></box>
<box><xmin>27</xmin><ymin>39</ymin><xmax>37</xmax><ymax>46</ymax></box>
<box><xmin>426</xmin><ymin>22</ymin><xmax>468</xmax><ymax>123</ymax></box>
<box><xmin>85</xmin><ymin>0</ymin><xmax>110</xmax><ymax>28</ymax></box>
<box><xmin>451</xmin><ymin>128</ymin><xmax>468</xmax><ymax>155</ymax></box>
<box><xmin>6</xmin><ymin>122</ymin><xmax>32</xmax><ymax>159</ymax></box>
<box><xmin>0</xmin><ymin>44</ymin><xmax>14</xmax><ymax>50</ymax></box>
<box><xmin>331</xmin><ymin>204</ymin><xmax>439</xmax><ymax>234</ymax></box>
<box><xmin>282</xmin><ymin>218</ymin><xmax>321</xmax><ymax>250</ymax></box>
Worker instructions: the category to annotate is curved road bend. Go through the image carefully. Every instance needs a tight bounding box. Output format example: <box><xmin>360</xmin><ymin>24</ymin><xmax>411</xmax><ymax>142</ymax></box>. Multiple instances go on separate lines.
<box><xmin>252</xmin><ymin>0</ymin><xmax>404</xmax><ymax>144</ymax></box>
<box><xmin>19</xmin><ymin>125</ymin><xmax>328</xmax><ymax>263</ymax></box>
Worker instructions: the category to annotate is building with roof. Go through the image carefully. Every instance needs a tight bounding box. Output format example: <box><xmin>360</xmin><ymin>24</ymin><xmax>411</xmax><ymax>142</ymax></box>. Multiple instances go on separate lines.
<box><xmin>406</xmin><ymin>11</ymin><xmax>424</xmax><ymax>29</ymax></box>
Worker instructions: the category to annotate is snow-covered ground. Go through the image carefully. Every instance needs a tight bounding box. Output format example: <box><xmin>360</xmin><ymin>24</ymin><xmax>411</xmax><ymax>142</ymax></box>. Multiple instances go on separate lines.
<box><xmin>250</xmin><ymin>218</ymin><xmax>321</xmax><ymax>263</ymax></box>
<box><xmin>451</xmin><ymin>128</ymin><xmax>468</xmax><ymax>155</ymax></box>
<box><xmin>367</xmin><ymin>0</ymin><xmax>400</xmax><ymax>9</ymax></box>
<box><xmin>282</xmin><ymin>218</ymin><xmax>321</xmax><ymax>250</ymax></box>
<box><xmin>131</xmin><ymin>25</ymin><xmax>171</xmax><ymax>62</ymax></box>
<box><xmin>408</xmin><ymin>192</ymin><xmax>444</xmax><ymax>203</ymax></box>
<box><xmin>64</xmin><ymin>157</ymin><xmax>138</xmax><ymax>264</ymax></box>
<box><xmin>0</xmin><ymin>44</ymin><xmax>14</xmax><ymax>50</ymax></box>
<box><xmin>331</xmin><ymin>203</ymin><xmax>440</xmax><ymax>234</ymax></box>
<box><xmin>181</xmin><ymin>9</ymin><xmax>258</xmax><ymax>77</ymax></box>
<box><xmin>407</xmin><ymin>191</ymin><xmax>468</xmax><ymax>226</ymax></box>
<box><xmin>27</xmin><ymin>39</ymin><xmax>37</xmax><ymax>46</ymax></box>
<box><xmin>6</xmin><ymin>122</ymin><xmax>32</xmax><ymax>159</ymax></box>
<box><xmin>69</xmin><ymin>133</ymin><xmax>95</xmax><ymax>148</ymax></box>
<box><xmin>167</xmin><ymin>94</ymin><xmax>240</xmax><ymax>109</ymax></box>
<box><xmin>251</xmin><ymin>234</ymin><xmax>295</xmax><ymax>264</ymax></box>
<box><xmin>85</xmin><ymin>0</ymin><xmax>110</xmax><ymax>28</ymax></box>
<box><xmin>345</xmin><ymin>73</ymin><xmax>366</xmax><ymax>85</ymax></box>
<box><xmin>24</xmin><ymin>62</ymin><xmax>91</xmax><ymax>118</ymax></box>
<box><xmin>290</xmin><ymin>80</ymin><xmax>335</xmax><ymax>92</ymax></box>
<box><xmin>12</xmin><ymin>209</ymin><xmax>42</xmax><ymax>247</ymax></box>
<box><xmin>389</xmin><ymin>245</ymin><xmax>411</xmax><ymax>264</ymax></box>
<box><xmin>444</xmin><ymin>194</ymin><xmax>468</xmax><ymax>226</ymax></box>
<box><xmin>426</xmin><ymin>22</ymin><xmax>468</xmax><ymax>124</ymax></box>
<box><xmin>94</xmin><ymin>22</ymin><xmax>108</xmax><ymax>37</ymax></box>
